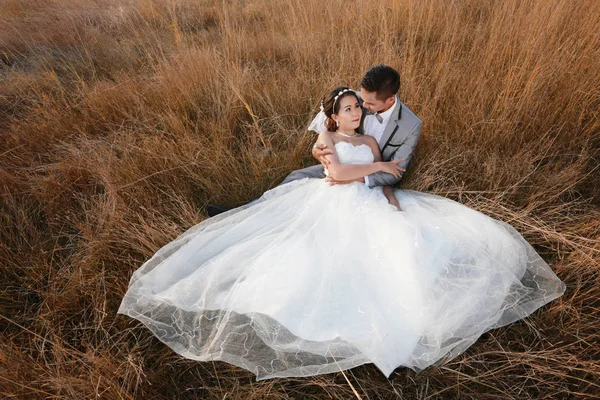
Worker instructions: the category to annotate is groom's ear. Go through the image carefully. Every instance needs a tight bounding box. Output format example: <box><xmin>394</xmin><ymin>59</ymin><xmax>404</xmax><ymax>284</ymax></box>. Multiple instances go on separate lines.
<box><xmin>382</xmin><ymin>96</ymin><xmax>394</xmax><ymax>109</ymax></box>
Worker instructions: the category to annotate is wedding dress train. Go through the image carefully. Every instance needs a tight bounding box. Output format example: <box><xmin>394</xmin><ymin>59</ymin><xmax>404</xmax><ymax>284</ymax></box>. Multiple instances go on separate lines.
<box><xmin>118</xmin><ymin>141</ymin><xmax>566</xmax><ymax>380</ymax></box>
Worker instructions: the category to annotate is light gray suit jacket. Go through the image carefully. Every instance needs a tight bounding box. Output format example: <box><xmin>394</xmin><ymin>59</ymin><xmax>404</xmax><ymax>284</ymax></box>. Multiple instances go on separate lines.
<box><xmin>280</xmin><ymin>93</ymin><xmax>422</xmax><ymax>188</ymax></box>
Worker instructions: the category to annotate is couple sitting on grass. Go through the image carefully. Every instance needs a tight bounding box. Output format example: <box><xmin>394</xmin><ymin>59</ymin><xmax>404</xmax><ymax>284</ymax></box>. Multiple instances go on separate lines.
<box><xmin>118</xmin><ymin>64</ymin><xmax>565</xmax><ymax>380</ymax></box>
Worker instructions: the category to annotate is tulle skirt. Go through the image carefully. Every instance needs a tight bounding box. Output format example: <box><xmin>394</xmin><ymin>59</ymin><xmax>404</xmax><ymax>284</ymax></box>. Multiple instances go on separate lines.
<box><xmin>117</xmin><ymin>178</ymin><xmax>566</xmax><ymax>380</ymax></box>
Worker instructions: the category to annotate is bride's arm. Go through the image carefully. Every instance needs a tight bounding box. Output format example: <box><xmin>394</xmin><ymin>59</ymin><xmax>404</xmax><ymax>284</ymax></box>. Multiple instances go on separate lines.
<box><xmin>316</xmin><ymin>133</ymin><xmax>403</xmax><ymax>182</ymax></box>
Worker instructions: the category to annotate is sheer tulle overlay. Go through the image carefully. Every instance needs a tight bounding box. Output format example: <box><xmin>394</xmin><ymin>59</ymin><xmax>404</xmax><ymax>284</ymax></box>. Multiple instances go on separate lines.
<box><xmin>118</xmin><ymin>142</ymin><xmax>566</xmax><ymax>380</ymax></box>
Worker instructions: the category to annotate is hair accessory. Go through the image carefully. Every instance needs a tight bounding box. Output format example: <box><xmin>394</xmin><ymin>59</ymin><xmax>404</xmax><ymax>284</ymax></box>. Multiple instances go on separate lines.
<box><xmin>332</xmin><ymin>88</ymin><xmax>353</xmax><ymax>111</ymax></box>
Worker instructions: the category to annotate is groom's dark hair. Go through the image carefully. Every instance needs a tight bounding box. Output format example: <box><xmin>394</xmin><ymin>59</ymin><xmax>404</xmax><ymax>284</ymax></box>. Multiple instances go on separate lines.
<box><xmin>360</xmin><ymin>64</ymin><xmax>400</xmax><ymax>100</ymax></box>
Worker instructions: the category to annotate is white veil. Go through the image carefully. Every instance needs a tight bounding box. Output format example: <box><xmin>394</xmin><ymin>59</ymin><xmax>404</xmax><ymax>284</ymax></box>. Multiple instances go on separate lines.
<box><xmin>307</xmin><ymin>105</ymin><xmax>327</xmax><ymax>133</ymax></box>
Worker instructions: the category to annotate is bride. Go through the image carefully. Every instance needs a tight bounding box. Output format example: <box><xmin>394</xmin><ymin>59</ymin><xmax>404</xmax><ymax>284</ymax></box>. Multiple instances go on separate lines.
<box><xmin>117</xmin><ymin>87</ymin><xmax>566</xmax><ymax>381</ymax></box>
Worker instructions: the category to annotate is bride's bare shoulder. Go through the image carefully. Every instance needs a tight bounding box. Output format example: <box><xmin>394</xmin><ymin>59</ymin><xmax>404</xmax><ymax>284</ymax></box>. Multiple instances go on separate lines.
<box><xmin>317</xmin><ymin>130</ymin><xmax>337</xmax><ymax>145</ymax></box>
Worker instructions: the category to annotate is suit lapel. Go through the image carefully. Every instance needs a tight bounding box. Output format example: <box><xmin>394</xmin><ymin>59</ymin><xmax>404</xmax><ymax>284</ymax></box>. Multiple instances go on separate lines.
<box><xmin>378</xmin><ymin>100</ymin><xmax>403</xmax><ymax>148</ymax></box>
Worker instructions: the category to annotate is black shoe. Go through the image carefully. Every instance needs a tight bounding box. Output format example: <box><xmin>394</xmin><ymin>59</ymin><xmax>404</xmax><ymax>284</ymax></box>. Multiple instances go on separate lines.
<box><xmin>206</xmin><ymin>204</ymin><xmax>231</xmax><ymax>217</ymax></box>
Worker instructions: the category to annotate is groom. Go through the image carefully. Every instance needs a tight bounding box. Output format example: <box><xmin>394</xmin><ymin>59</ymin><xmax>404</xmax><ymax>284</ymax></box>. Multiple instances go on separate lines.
<box><xmin>207</xmin><ymin>64</ymin><xmax>422</xmax><ymax>216</ymax></box>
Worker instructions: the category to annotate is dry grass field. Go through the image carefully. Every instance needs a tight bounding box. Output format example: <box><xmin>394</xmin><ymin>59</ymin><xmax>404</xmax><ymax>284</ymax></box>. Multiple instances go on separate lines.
<box><xmin>1</xmin><ymin>0</ymin><xmax>599</xmax><ymax>398</ymax></box>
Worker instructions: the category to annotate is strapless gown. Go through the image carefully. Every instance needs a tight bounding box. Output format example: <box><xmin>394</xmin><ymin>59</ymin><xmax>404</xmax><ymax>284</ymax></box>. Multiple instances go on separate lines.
<box><xmin>117</xmin><ymin>141</ymin><xmax>566</xmax><ymax>380</ymax></box>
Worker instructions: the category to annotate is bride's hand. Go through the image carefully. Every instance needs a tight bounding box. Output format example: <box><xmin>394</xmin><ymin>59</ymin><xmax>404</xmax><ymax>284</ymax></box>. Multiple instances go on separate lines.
<box><xmin>379</xmin><ymin>159</ymin><xmax>406</xmax><ymax>178</ymax></box>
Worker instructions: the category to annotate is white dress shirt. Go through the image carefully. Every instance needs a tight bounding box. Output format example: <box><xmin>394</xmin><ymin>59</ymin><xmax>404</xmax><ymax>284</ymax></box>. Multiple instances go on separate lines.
<box><xmin>363</xmin><ymin>95</ymin><xmax>398</xmax><ymax>187</ymax></box>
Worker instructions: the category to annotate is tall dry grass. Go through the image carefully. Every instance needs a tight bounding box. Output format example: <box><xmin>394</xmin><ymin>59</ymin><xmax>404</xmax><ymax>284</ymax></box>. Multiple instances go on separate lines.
<box><xmin>1</xmin><ymin>0</ymin><xmax>599</xmax><ymax>398</ymax></box>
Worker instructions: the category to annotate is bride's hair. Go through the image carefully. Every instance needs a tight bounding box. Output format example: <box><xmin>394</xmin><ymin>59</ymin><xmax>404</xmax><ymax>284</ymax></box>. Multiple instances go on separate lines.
<box><xmin>321</xmin><ymin>86</ymin><xmax>360</xmax><ymax>132</ymax></box>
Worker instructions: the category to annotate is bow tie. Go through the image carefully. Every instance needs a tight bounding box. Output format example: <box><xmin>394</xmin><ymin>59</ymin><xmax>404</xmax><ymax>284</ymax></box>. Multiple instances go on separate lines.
<box><xmin>366</xmin><ymin>111</ymin><xmax>383</xmax><ymax>123</ymax></box>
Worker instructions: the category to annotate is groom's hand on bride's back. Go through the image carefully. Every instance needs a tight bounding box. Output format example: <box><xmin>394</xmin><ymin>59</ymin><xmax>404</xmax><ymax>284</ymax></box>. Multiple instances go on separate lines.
<box><xmin>312</xmin><ymin>142</ymin><xmax>333</xmax><ymax>166</ymax></box>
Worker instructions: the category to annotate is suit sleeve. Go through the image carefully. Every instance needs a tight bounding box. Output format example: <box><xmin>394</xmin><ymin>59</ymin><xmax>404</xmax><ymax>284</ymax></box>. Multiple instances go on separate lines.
<box><xmin>278</xmin><ymin>164</ymin><xmax>326</xmax><ymax>187</ymax></box>
<box><xmin>366</xmin><ymin>120</ymin><xmax>422</xmax><ymax>188</ymax></box>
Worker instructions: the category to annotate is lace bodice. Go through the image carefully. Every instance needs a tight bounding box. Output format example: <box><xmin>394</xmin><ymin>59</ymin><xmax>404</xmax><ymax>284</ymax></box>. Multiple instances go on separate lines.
<box><xmin>334</xmin><ymin>142</ymin><xmax>375</xmax><ymax>164</ymax></box>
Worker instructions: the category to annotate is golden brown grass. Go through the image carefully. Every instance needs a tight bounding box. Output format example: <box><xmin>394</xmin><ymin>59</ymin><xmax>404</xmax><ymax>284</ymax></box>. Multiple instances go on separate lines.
<box><xmin>1</xmin><ymin>0</ymin><xmax>599</xmax><ymax>398</ymax></box>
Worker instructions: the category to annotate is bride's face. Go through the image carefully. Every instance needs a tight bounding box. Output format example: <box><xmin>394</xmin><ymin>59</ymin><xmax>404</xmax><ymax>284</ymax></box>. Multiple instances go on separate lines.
<box><xmin>333</xmin><ymin>95</ymin><xmax>362</xmax><ymax>131</ymax></box>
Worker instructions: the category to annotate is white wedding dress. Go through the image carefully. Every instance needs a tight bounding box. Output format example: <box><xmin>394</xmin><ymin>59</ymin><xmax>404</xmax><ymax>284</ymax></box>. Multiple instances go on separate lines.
<box><xmin>118</xmin><ymin>141</ymin><xmax>566</xmax><ymax>380</ymax></box>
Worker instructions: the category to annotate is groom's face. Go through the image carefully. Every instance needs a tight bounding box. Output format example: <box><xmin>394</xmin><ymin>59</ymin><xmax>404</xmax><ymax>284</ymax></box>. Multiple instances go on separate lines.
<box><xmin>360</xmin><ymin>88</ymin><xmax>395</xmax><ymax>113</ymax></box>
